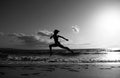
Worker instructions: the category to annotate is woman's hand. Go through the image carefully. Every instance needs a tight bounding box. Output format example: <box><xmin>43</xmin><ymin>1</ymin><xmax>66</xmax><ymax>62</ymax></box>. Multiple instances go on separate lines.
<box><xmin>66</xmin><ymin>39</ymin><xmax>69</xmax><ymax>41</ymax></box>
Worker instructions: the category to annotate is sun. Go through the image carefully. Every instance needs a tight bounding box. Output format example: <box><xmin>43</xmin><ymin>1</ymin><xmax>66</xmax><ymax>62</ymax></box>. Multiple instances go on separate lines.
<box><xmin>95</xmin><ymin>7</ymin><xmax>120</xmax><ymax>36</ymax></box>
<box><xmin>90</xmin><ymin>5</ymin><xmax>120</xmax><ymax>46</ymax></box>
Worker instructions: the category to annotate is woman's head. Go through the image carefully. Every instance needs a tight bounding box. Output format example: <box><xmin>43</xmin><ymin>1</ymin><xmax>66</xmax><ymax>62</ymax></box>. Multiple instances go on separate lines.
<box><xmin>54</xmin><ymin>29</ymin><xmax>60</xmax><ymax>34</ymax></box>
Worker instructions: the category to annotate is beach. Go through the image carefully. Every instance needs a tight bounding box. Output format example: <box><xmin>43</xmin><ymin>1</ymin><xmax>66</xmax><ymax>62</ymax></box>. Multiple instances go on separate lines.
<box><xmin>0</xmin><ymin>63</ymin><xmax>120</xmax><ymax>78</ymax></box>
<box><xmin>0</xmin><ymin>49</ymin><xmax>120</xmax><ymax>78</ymax></box>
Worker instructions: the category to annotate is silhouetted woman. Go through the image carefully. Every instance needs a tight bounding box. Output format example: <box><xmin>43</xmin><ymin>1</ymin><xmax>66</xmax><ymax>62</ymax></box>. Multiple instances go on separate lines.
<box><xmin>49</xmin><ymin>29</ymin><xmax>74</xmax><ymax>56</ymax></box>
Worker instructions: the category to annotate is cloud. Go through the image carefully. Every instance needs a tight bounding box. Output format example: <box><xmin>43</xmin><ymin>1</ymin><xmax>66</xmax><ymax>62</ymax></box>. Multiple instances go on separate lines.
<box><xmin>0</xmin><ymin>31</ymin><xmax>54</xmax><ymax>47</ymax></box>
<box><xmin>37</xmin><ymin>30</ymin><xmax>53</xmax><ymax>37</ymax></box>
<box><xmin>72</xmin><ymin>25</ymin><xmax>80</xmax><ymax>33</ymax></box>
<box><xmin>7</xmin><ymin>33</ymin><xmax>25</xmax><ymax>37</ymax></box>
<box><xmin>13</xmin><ymin>34</ymin><xmax>53</xmax><ymax>46</ymax></box>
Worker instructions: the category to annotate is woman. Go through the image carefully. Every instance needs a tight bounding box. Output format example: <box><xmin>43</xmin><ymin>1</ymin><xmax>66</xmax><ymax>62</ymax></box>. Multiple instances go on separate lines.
<box><xmin>49</xmin><ymin>29</ymin><xmax>74</xmax><ymax>56</ymax></box>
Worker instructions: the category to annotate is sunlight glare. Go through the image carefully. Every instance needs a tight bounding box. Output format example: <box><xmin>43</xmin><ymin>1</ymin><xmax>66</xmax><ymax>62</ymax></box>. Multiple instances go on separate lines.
<box><xmin>105</xmin><ymin>52</ymin><xmax>120</xmax><ymax>60</ymax></box>
<box><xmin>93</xmin><ymin>6</ymin><xmax>120</xmax><ymax>39</ymax></box>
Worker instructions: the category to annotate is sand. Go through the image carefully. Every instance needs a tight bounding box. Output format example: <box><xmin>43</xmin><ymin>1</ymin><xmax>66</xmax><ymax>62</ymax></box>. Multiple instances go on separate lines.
<box><xmin>0</xmin><ymin>63</ymin><xmax>120</xmax><ymax>78</ymax></box>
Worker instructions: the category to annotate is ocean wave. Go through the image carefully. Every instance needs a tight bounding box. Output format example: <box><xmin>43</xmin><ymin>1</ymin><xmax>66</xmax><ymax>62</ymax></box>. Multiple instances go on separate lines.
<box><xmin>0</xmin><ymin>54</ymin><xmax>120</xmax><ymax>65</ymax></box>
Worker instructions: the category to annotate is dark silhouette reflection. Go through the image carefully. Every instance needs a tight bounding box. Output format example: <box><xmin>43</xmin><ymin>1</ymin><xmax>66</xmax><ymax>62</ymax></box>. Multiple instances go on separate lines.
<box><xmin>49</xmin><ymin>29</ymin><xmax>74</xmax><ymax>56</ymax></box>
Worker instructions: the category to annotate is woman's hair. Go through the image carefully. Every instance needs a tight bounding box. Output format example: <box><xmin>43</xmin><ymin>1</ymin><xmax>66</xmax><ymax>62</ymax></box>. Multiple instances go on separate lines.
<box><xmin>54</xmin><ymin>29</ymin><xmax>60</xmax><ymax>33</ymax></box>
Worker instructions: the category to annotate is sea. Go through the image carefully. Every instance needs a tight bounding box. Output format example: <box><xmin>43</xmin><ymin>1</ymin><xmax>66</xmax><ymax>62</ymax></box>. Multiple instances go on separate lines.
<box><xmin>0</xmin><ymin>48</ymin><xmax>120</xmax><ymax>65</ymax></box>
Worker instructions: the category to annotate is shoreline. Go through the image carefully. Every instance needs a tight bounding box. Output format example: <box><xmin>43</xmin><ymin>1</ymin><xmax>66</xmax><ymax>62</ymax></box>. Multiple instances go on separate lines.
<box><xmin>1</xmin><ymin>62</ymin><xmax>120</xmax><ymax>66</ymax></box>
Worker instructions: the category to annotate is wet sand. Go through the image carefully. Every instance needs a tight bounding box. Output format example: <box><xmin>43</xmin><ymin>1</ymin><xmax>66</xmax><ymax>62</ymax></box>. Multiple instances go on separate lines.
<box><xmin>0</xmin><ymin>63</ymin><xmax>120</xmax><ymax>78</ymax></box>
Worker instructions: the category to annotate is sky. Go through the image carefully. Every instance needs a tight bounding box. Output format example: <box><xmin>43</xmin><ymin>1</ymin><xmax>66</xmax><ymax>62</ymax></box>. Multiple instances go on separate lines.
<box><xmin>0</xmin><ymin>0</ymin><xmax>120</xmax><ymax>49</ymax></box>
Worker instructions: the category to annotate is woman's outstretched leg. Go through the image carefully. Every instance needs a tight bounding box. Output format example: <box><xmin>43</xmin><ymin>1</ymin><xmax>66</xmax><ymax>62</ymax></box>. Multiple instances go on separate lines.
<box><xmin>64</xmin><ymin>47</ymin><xmax>74</xmax><ymax>53</ymax></box>
<box><xmin>59</xmin><ymin>44</ymin><xmax>74</xmax><ymax>54</ymax></box>
<box><xmin>49</xmin><ymin>44</ymin><xmax>57</xmax><ymax>56</ymax></box>
<box><xmin>49</xmin><ymin>45</ymin><xmax>53</xmax><ymax>56</ymax></box>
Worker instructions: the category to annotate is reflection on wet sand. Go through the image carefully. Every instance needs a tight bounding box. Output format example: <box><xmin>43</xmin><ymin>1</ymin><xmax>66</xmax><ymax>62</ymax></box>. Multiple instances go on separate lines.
<box><xmin>1</xmin><ymin>63</ymin><xmax>120</xmax><ymax>78</ymax></box>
